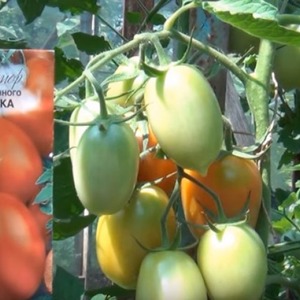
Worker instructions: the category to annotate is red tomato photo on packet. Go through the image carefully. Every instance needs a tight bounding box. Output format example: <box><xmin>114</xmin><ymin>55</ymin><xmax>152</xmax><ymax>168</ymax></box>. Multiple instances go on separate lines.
<box><xmin>0</xmin><ymin>49</ymin><xmax>54</xmax><ymax>300</ymax></box>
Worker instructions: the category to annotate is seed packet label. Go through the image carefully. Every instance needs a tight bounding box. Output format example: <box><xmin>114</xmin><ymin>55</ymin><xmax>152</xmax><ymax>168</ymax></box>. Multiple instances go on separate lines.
<box><xmin>0</xmin><ymin>49</ymin><xmax>54</xmax><ymax>299</ymax></box>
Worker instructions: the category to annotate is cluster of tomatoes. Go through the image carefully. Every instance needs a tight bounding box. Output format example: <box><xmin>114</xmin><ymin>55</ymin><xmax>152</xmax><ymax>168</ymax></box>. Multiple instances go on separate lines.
<box><xmin>70</xmin><ymin>57</ymin><xmax>268</xmax><ymax>299</ymax></box>
<box><xmin>0</xmin><ymin>50</ymin><xmax>53</xmax><ymax>299</ymax></box>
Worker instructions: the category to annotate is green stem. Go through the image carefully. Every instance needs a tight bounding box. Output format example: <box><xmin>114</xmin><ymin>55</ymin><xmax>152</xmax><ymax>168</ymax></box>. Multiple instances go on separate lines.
<box><xmin>169</xmin><ymin>30</ymin><xmax>249</xmax><ymax>84</ymax></box>
<box><xmin>160</xmin><ymin>183</ymin><xmax>179</xmax><ymax>249</ymax></box>
<box><xmin>150</xmin><ymin>36</ymin><xmax>171</xmax><ymax>66</ymax></box>
<box><xmin>84</xmin><ymin>70</ymin><xmax>108</xmax><ymax>119</ymax></box>
<box><xmin>245</xmin><ymin>39</ymin><xmax>275</xmax><ymax>247</ymax></box>
<box><xmin>163</xmin><ymin>1</ymin><xmax>201</xmax><ymax>31</ymax></box>
<box><xmin>222</xmin><ymin>116</ymin><xmax>234</xmax><ymax>151</ymax></box>
<box><xmin>55</xmin><ymin>30</ymin><xmax>247</xmax><ymax>101</ymax></box>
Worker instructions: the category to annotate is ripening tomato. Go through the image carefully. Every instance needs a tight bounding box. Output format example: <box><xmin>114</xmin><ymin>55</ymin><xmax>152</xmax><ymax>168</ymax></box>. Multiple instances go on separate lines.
<box><xmin>95</xmin><ymin>185</ymin><xmax>177</xmax><ymax>289</ymax></box>
<box><xmin>135</xmin><ymin>123</ymin><xmax>177</xmax><ymax>196</ymax></box>
<box><xmin>181</xmin><ymin>154</ymin><xmax>262</xmax><ymax>238</ymax></box>
<box><xmin>0</xmin><ymin>118</ymin><xmax>43</xmax><ymax>204</ymax></box>
<box><xmin>197</xmin><ymin>223</ymin><xmax>267</xmax><ymax>300</ymax></box>
<box><xmin>72</xmin><ymin>117</ymin><xmax>139</xmax><ymax>215</ymax></box>
<box><xmin>1</xmin><ymin>53</ymin><xmax>54</xmax><ymax>157</ymax></box>
<box><xmin>136</xmin><ymin>250</ymin><xmax>207</xmax><ymax>300</ymax></box>
<box><xmin>144</xmin><ymin>64</ymin><xmax>223</xmax><ymax>175</ymax></box>
<box><xmin>0</xmin><ymin>193</ymin><xmax>46</xmax><ymax>300</ymax></box>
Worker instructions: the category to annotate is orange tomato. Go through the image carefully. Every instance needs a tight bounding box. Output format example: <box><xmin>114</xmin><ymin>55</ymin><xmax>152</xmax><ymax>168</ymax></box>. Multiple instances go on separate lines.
<box><xmin>181</xmin><ymin>154</ymin><xmax>262</xmax><ymax>238</ymax></box>
<box><xmin>136</xmin><ymin>124</ymin><xmax>177</xmax><ymax>196</ymax></box>
<box><xmin>0</xmin><ymin>118</ymin><xmax>43</xmax><ymax>204</ymax></box>
<box><xmin>0</xmin><ymin>193</ymin><xmax>46</xmax><ymax>300</ymax></box>
<box><xmin>2</xmin><ymin>53</ymin><xmax>54</xmax><ymax>157</ymax></box>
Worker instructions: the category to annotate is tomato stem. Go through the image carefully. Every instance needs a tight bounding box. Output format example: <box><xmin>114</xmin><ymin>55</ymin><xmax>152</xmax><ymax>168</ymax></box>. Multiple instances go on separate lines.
<box><xmin>222</xmin><ymin>116</ymin><xmax>234</xmax><ymax>151</ymax></box>
<box><xmin>163</xmin><ymin>1</ymin><xmax>200</xmax><ymax>31</ymax></box>
<box><xmin>245</xmin><ymin>39</ymin><xmax>275</xmax><ymax>247</ymax></box>
<box><xmin>160</xmin><ymin>182</ymin><xmax>179</xmax><ymax>249</ymax></box>
<box><xmin>55</xmin><ymin>30</ymin><xmax>247</xmax><ymax>101</ymax></box>
<box><xmin>150</xmin><ymin>36</ymin><xmax>171</xmax><ymax>66</ymax></box>
<box><xmin>84</xmin><ymin>69</ymin><xmax>108</xmax><ymax>120</ymax></box>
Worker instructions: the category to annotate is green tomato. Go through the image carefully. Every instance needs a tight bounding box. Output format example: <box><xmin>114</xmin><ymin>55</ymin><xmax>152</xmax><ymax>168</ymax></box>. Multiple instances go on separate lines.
<box><xmin>144</xmin><ymin>64</ymin><xmax>223</xmax><ymax>175</ymax></box>
<box><xmin>69</xmin><ymin>99</ymin><xmax>115</xmax><ymax>162</ymax></box>
<box><xmin>136</xmin><ymin>250</ymin><xmax>207</xmax><ymax>300</ymax></box>
<box><xmin>72</xmin><ymin>117</ymin><xmax>139</xmax><ymax>215</ymax></box>
<box><xmin>95</xmin><ymin>185</ymin><xmax>177</xmax><ymax>289</ymax></box>
<box><xmin>197</xmin><ymin>223</ymin><xmax>267</xmax><ymax>300</ymax></box>
<box><xmin>273</xmin><ymin>45</ymin><xmax>300</xmax><ymax>91</ymax></box>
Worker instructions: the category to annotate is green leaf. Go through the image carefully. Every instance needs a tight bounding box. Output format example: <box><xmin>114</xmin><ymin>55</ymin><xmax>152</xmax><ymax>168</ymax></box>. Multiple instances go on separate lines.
<box><xmin>53</xmin><ymin>214</ymin><xmax>96</xmax><ymax>240</ymax></box>
<box><xmin>34</xmin><ymin>183</ymin><xmax>53</xmax><ymax>204</ymax></box>
<box><xmin>54</xmin><ymin>47</ymin><xmax>84</xmax><ymax>84</ymax></box>
<box><xmin>53</xmin><ymin>156</ymin><xmax>84</xmax><ymax>219</ymax></box>
<box><xmin>48</xmin><ymin>0</ymin><xmax>100</xmax><ymax>15</ymax></box>
<box><xmin>53</xmin><ymin>266</ymin><xmax>84</xmax><ymax>300</ymax></box>
<box><xmin>37</xmin><ymin>168</ymin><xmax>53</xmax><ymax>185</ymax></box>
<box><xmin>72</xmin><ymin>32</ymin><xmax>111</xmax><ymax>55</ymax></box>
<box><xmin>203</xmin><ymin>0</ymin><xmax>300</xmax><ymax>46</ymax></box>
<box><xmin>151</xmin><ymin>13</ymin><xmax>166</xmax><ymax>25</ymax></box>
<box><xmin>125</xmin><ymin>11</ymin><xmax>142</xmax><ymax>24</ymax></box>
<box><xmin>17</xmin><ymin>0</ymin><xmax>47</xmax><ymax>24</ymax></box>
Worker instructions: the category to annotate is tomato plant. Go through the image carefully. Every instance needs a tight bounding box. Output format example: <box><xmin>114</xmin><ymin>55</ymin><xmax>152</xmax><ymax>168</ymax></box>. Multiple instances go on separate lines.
<box><xmin>181</xmin><ymin>154</ymin><xmax>262</xmax><ymax>238</ymax></box>
<box><xmin>72</xmin><ymin>117</ymin><xmax>139</xmax><ymax>215</ymax></box>
<box><xmin>144</xmin><ymin>64</ymin><xmax>224</xmax><ymax>175</ymax></box>
<box><xmin>95</xmin><ymin>185</ymin><xmax>177</xmax><ymax>289</ymax></box>
<box><xmin>135</xmin><ymin>123</ymin><xmax>177</xmax><ymax>196</ymax></box>
<box><xmin>0</xmin><ymin>118</ymin><xmax>43</xmax><ymax>204</ymax></box>
<box><xmin>197</xmin><ymin>223</ymin><xmax>267</xmax><ymax>300</ymax></box>
<box><xmin>0</xmin><ymin>193</ymin><xmax>46</xmax><ymax>300</ymax></box>
<box><xmin>136</xmin><ymin>250</ymin><xmax>207</xmax><ymax>300</ymax></box>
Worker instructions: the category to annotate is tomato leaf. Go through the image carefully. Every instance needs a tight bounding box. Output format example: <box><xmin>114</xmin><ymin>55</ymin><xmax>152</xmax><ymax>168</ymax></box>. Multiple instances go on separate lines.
<box><xmin>53</xmin><ymin>214</ymin><xmax>96</xmax><ymax>240</ymax></box>
<box><xmin>53</xmin><ymin>156</ymin><xmax>85</xmax><ymax>219</ymax></box>
<box><xmin>203</xmin><ymin>0</ymin><xmax>300</xmax><ymax>46</ymax></box>
<box><xmin>53</xmin><ymin>266</ymin><xmax>84</xmax><ymax>300</ymax></box>
<box><xmin>16</xmin><ymin>0</ymin><xmax>47</xmax><ymax>24</ymax></box>
<box><xmin>72</xmin><ymin>32</ymin><xmax>111</xmax><ymax>55</ymax></box>
<box><xmin>54</xmin><ymin>47</ymin><xmax>84</xmax><ymax>84</ymax></box>
<box><xmin>34</xmin><ymin>183</ymin><xmax>53</xmax><ymax>204</ymax></box>
<box><xmin>48</xmin><ymin>0</ymin><xmax>100</xmax><ymax>15</ymax></box>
